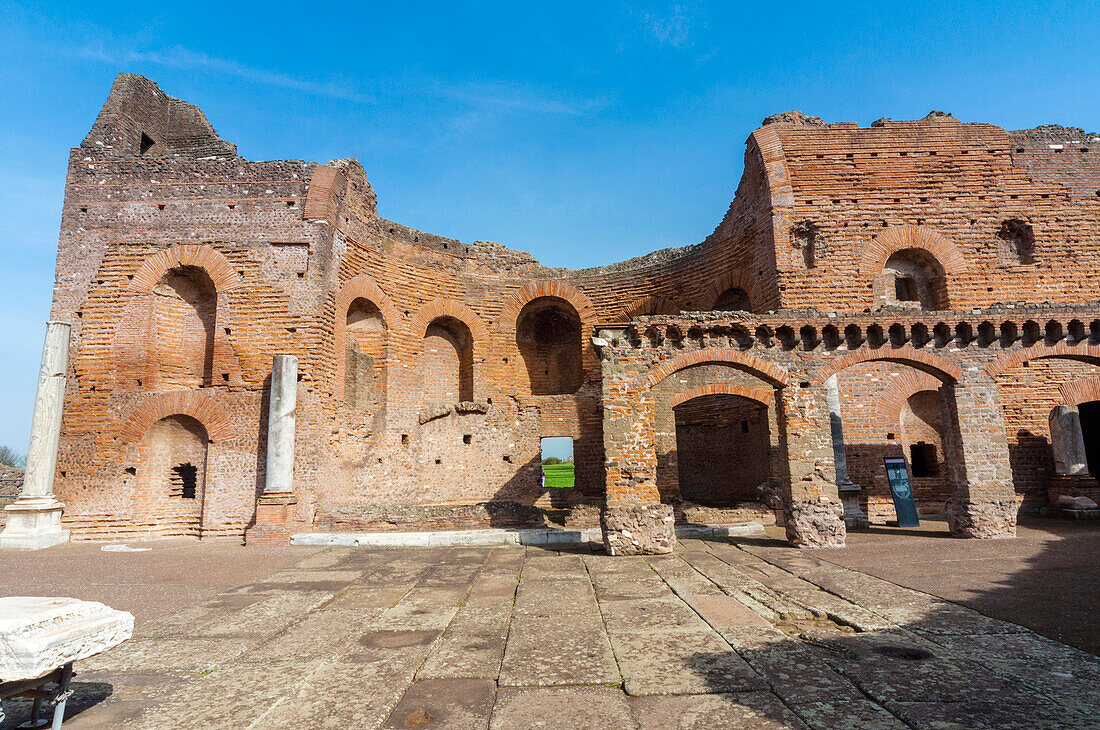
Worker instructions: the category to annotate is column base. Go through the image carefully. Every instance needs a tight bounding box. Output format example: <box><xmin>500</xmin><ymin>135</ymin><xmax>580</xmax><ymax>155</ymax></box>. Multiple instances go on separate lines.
<box><xmin>946</xmin><ymin>498</ymin><xmax>1017</xmax><ymax>538</ymax></box>
<box><xmin>0</xmin><ymin>497</ymin><xmax>70</xmax><ymax>550</ymax></box>
<box><xmin>785</xmin><ymin>495</ymin><xmax>846</xmax><ymax>548</ymax></box>
<box><xmin>838</xmin><ymin>483</ymin><xmax>869</xmax><ymax>530</ymax></box>
<box><xmin>601</xmin><ymin>503</ymin><xmax>675</xmax><ymax>556</ymax></box>
<box><xmin>245</xmin><ymin>493</ymin><xmax>301</xmax><ymax>546</ymax></box>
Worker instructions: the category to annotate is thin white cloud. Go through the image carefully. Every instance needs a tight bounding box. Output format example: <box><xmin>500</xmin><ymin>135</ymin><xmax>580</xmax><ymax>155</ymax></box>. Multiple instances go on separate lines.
<box><xmin>638</xmin><ymin>4</ymin><xmax>695</xmax><ymax>49</ymax></box>
<box><xmin>68</xmin><ymin>44</ymin><xmax>372</xmax><ymax>103</ymax></box>
<box><xmin>437</xmin><ymin>79</ymin><xmax>607</xmax><ymax>116</ymax></box>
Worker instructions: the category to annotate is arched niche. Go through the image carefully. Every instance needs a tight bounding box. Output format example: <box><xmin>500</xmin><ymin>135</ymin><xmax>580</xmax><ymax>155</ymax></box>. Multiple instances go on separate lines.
<box><xmin>152</xmin><ymin>266</ymin><xmax>217</xmax><ymax>389</ymax></box>
<box><xmin>882</xmin><ymin>248</ymin><xmax>949</xmax><ymax>311</ymax></box>
<box><xmin>516</xmin><ymin>297</ymin><xmax>583</xmax><ymax>395</ymax></box>
<box><xmin>345</xmin><ymin>297</ymin><xmax>387</xmax><ymax>409</ymax></box>
<box><xmin>422</xmin><ymin>316</ymin><xmax>474</xmax><ymax>402</ymax></box>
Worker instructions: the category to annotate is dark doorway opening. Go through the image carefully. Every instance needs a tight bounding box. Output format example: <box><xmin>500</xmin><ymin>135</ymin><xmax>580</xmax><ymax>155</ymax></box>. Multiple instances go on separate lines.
<box><xmin>1078</xmin><ymin>401</ymin><xmax>1100</xmax><ymax>476</ymax></box>
<box><xmin>673</xmin><ymin>394</ymin><xmax>769</xmax><ymax>506</ymax></box>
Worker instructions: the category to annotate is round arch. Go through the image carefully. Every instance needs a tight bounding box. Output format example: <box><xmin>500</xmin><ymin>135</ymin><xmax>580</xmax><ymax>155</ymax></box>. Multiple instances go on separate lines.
<box><xmin>647</xmin><ymin>348</ymin><xmax>790</xmax><ymax>388</ymax></box>
<box><xmin>812</xmin><ymin>347</ymin><xmax>962</xmax><ymax>385</ymax></box>
<box><xmin>985</xmin><ymin>342</ymin><xmax>1100</xmax><ymax>378</ymax></box>
<box><xmin>698</xmin><ymin>270</ymin><xmax>762</xmax><ymax>313</ymax></box>
<box><xmin>498</xmin><ymin>281</ymin><xmax>596</xmax><ymax>333</ymax></box>
<box><xmin>860</xmin><ymin>225</ymin><xmax>967</xmax><ymax>278</ymax></box>
<box><xmin>668</xmin><ymin>383</ymin><xmax>775</xmax><ymax>408</ymax></box>
<box><xmin>119</xmin><ymin>391</ymin><xmax>236</xmax><ymax>443</ymax></box>
<box><xmin>615</xmin><ymin>295</ymin><xmax>680</xmax><ymax>322</ymax></box>
<box><xmin>128</xmin><ymin>244</ymin><xmax>240</xmax><ymax>294</ymax></box>
<box><xmin>410</xmin><ymin>298</ymin><xmax>489</xmax><ymax>342</ymax></box>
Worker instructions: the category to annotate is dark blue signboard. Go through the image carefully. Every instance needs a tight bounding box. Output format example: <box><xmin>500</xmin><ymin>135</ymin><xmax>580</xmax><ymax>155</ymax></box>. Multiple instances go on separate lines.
<box><xmin>883</xmin><ymin>456</ymin><xmax>920</xmax><ymax>527</ymax></box>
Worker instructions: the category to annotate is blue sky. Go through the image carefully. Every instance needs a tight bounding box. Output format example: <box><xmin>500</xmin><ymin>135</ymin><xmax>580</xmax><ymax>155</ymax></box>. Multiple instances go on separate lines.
<box><xmin>1</xmin><ymin>1</ymin><xmax>1098</xmax><ymax>451</ymax></box>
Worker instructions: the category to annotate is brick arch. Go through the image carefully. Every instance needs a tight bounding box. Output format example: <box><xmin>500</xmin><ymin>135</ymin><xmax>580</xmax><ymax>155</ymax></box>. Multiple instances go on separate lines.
<box><xmin>860</xmin><ymin>225</ymin><xmax>967</xmax><ymax>277</ymax></box>
<box><xmin>119</xmin><ymin>391</ymin><xmax>236</xmax><ymax>443</ymax></box>
<box><xmin>498</xmin><ymin>281</ymin><xmax>596</xmax><ymax>333</ymax></box>
<box><xmin>615</xmin><ymin>295</ymin><xmax>681</xmax><ymax>322</ymax></box>
<box><xmin>875</xmin><ymin>370</ymin><xmax>945</xmax><ymax>429</ymax></box>
<box><xmin>647</xmin><ymin>348</ymin><xmax>790</xmax><ymax>388</ymax></box>
<box><xmin>698</xmin><ymin>270</ymin><xmax>762</xmax><ymax>312</ymax></box>
<box><xmin>669</xmin><ymin>383</ymin><xmax>775</xmax><ymax>408</ymax></box>
<box><xmin>813</xmin><ymin>347</ymin><xmax>962</xmax><ymax>384</ymax></box>
<box><xmin>333</xmin><ymin>274</ymin><xmax>398</xmax><ymax>402</ymax></box>
<box><xmin>1060</xmin><ymin>376</ymin><xmax>1100</xmax><ymax>406</ymax></box>
<box><xmin>410</xmin><ymin>298</ymin><xmax>489</xmax><ymax>342</ymax></box>
<box><xmin>334</xmin><ymin>275</ymin><xmax>399</xmax><ymax>328</ymax></box>
<box><xmin>128</xmin><ymin>244</ymin><xmax>240</xmax><ymax>294</ymax></box>
<box><xmin>984</xmin><ymin>342</ymin><xmax>1100</xmax><ymax>378</ymax></box>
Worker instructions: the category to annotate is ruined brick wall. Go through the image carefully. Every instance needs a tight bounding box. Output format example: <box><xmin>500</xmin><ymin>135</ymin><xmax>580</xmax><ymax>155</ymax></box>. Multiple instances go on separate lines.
<box><xmin>45</xmin><ymin>75</ymin><xmax>1100</xmax><ymax>539</ymax></box>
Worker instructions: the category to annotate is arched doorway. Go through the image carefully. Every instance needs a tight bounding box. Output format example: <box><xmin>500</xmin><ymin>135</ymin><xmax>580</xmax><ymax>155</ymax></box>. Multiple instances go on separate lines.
<box><xmin>516</xmin><ymin>297</ymin><xmax>582</xmax><ymax>395</ymax></box>
<box><xmin>134</xmin><ymin>414</ymin><xmax>210</xmax><ymax>536</ymax></box>
<box><xmin>1077</xmin><ymin>401</ymin><xmax>1100</xmax><ymax>476</ymax></box>
<box><xmin>673</xmin><ymin>393</ymin><xmax>771</xmax><ymax>505</ymax></box>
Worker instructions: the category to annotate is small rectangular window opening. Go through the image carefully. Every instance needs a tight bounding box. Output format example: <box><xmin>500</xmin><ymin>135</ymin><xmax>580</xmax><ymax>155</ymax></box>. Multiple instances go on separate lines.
<box><xmin>463</xmin><ymin>434</ymin><xmax>472</xmax><ymax>445</ymax></box>
<box><xmin>910</xmin><ymin>442</ymin><xmax>937</xmax><ymax>478</ymax></box>
<box><xmin>895</xmin><ymin>276</ymin><xmax>919</xmax><ymax>302</ymax></box>
<box><xmin>540</xmin><ymin>437</ymin><xmax>575</xmax><ymax>489</ymax></box>
<box><xmin>171</xmin><ymin>463</ymin><xmax>198</xmax><ymax>499</ymax></box>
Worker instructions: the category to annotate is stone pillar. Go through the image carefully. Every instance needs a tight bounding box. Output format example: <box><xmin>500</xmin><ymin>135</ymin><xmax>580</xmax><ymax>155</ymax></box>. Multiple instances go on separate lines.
<box><xmin>0</xmin><ymin>322</ymin><xmax>71</xmax><ymax>550</ymax></box>
<box><xmin>825</xmin><ymin>376</ymin><xmax>868</xmax><ymax>529</ymax></box>
<box><xmin>595</xmin><ymin>332</ymin><xmax>675</xmax><ymax>556</ymax></box>
<box><xmin>1049</xmin><ymin>405</ymin><xmax>1089</xmax><ymax>475</ymax></box>
<box><xmin>941</xmin><ymin>373</ymin><xmax>1017</xmax><ymax>538</ymax></box>
<box><xmin>779</xmin><ymin>382</ymin><xmax>846</xmax><ymax>548</ymax></box>
<box><xmin>247</xmin><ymin>355</ymin><xmax>300</xmax><ymax>545</ymax></box>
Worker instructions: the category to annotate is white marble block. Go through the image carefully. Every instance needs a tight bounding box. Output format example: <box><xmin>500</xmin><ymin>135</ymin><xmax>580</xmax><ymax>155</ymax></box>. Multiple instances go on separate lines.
<box><xmin>0</xmin><ymin>597</ymin><xmax>133</xmax><ymax>682</ymax></box>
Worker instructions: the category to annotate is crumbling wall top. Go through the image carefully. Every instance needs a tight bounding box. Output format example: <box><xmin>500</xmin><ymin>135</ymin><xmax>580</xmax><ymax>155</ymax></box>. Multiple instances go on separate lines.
<box><xmin>81</xmin><ymin>73</ymin><xmax>237</xmax><ymax>159</ymax></box>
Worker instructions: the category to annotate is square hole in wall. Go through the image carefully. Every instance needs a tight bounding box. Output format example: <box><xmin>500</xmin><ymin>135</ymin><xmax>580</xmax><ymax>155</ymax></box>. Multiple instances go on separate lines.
<box><xmin>463</xmin><ymin>434</ymin><xmax>472</xmax><ymax>445</ymax></box>
<box><xmin>401</xmin><ymin>434</ymin><xmax>409</xmax><ymax>445</ymax></box>
<box><xmin>541</xmin><ymin>437</ymin><xmax>575</xmax><ymax>489</ymax></box>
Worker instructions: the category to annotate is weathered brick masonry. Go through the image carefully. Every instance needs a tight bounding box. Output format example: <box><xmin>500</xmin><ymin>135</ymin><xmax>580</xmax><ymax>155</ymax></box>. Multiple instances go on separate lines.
<box><xmin>45</xmin><ymin>76</ymin><xmax>1100</xmax><ymax>551</ymax></box>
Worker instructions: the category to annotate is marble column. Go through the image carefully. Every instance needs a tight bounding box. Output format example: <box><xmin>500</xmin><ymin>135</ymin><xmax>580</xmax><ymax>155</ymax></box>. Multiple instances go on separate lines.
<box><xmin>825</xmin><ymin>375</ymin><xmax>868</xmax><ymax>529</ymax></box>
<box><xmin>247</xmin><ymin>355</ymin><xmax>299</xmax><ymax>545</ymax></box>
<box><xmin>264</xmin><ymin>354</ymin><xmax>298</xmax><ymax>494</ymax></box>
<box><xmin>0</xmin><ymin>322</ymin><xmax>71</xmax><ymax>550</ymax></box>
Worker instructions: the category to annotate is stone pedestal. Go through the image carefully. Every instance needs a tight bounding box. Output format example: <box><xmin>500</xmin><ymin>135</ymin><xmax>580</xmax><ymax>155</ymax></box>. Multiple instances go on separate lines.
<box><xmin>837</xmin><ymin>481</ymin><xmax>869</xmax><ymax>530</ymax></box>
<box><xmin>946</xmin><ymin>498</ymin><xmax>1017</xmax><ymax>539</ymax></box>
<box><xmin>0</xmin><ymin>497</ymin><xmax>69</xmax><ymax>550</ymax></box>
<box><xmin>785</xmin><ymin>496</ymin><xmax>846</xmax><ymax>548</ymax></box>
<box><xmin>601</xmin><ymin>503</ymin><xmax>675</xmax><ymax>555</ymax></box>
<box><xmin>248</xmin><ymin>493</ymin><xmax>301</xmax><ymax>546</ymax></box>
<box><xmin>0</xmin><ymin>322</ymin><xmax>71</xmax><ymax>551</ymax></box>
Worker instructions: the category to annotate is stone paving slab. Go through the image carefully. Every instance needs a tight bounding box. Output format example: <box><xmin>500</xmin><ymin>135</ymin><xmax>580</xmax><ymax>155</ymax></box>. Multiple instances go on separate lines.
<box><xmin>489</xmin><ymin>687</ymin><xmax>635</xmax><ymax>729</ymax></box>
<box><xmin>6</xmin><ymin>534</ymin><xmax>1100</xmax><ymax>729</ymax></box>
<box><xmin>609</xmin><ymin>628</ymin><xmax>767</xmax><ymax>696</ymax></box>
<box><xmin>630</xmin><ymin>692</ymin><xmax>808</xmax><ymax>729</ymax></box>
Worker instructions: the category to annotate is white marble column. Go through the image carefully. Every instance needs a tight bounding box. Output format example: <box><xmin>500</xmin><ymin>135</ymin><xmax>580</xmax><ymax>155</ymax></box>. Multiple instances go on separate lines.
<box><xmin>0</xmin><ymin>322</ymin><xmax>72</xmax><ymax>549</ymax></box>
<box><xmin>264</xmin><ymin>354</ymin><xmax>298</xmax><ymax>494</ymax></box>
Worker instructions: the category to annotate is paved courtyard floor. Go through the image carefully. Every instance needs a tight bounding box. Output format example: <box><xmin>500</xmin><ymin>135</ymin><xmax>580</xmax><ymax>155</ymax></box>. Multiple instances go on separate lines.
<box><xmin>2</xmin><ymin>521</ymin><xmax>1098</xmax><ymax>729</ymax></box>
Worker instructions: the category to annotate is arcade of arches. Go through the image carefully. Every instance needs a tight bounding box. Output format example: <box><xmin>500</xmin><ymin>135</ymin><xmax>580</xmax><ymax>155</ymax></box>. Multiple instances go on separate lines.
<box><xmin>39</xmin><ymin>74</ymin><xmax>1100</xmax><ymax>552</ymax></box>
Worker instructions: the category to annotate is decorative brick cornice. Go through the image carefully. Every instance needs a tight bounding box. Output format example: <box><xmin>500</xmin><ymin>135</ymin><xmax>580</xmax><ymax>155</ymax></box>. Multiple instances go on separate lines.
<box><xmin>128</xmin><ymin>244</ymin><xmax>240</xmax><ymax>294</ymax></box>
<box><xmin>668</xmin><ymin>382</ymin><xmax>775</xmax><ymax>408</ymax></box>
<box><xmin>646</xmin><ymin>347</ymin><xmax>790</xmax><ymax>387</ymax></box>
<box><xmin>812</xmin><ymin>346</ymin><xmax>962</xmax><ymax>384</ymax></box>
<box><xmin>498</xmin><ymin>281</ymin><xmax>596</xmax><ymax>333</ymax></box>
<box><xmin>119</xmin><ymin>391</ymin><xmax>235</xmax><ymax>442</ymax></box>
